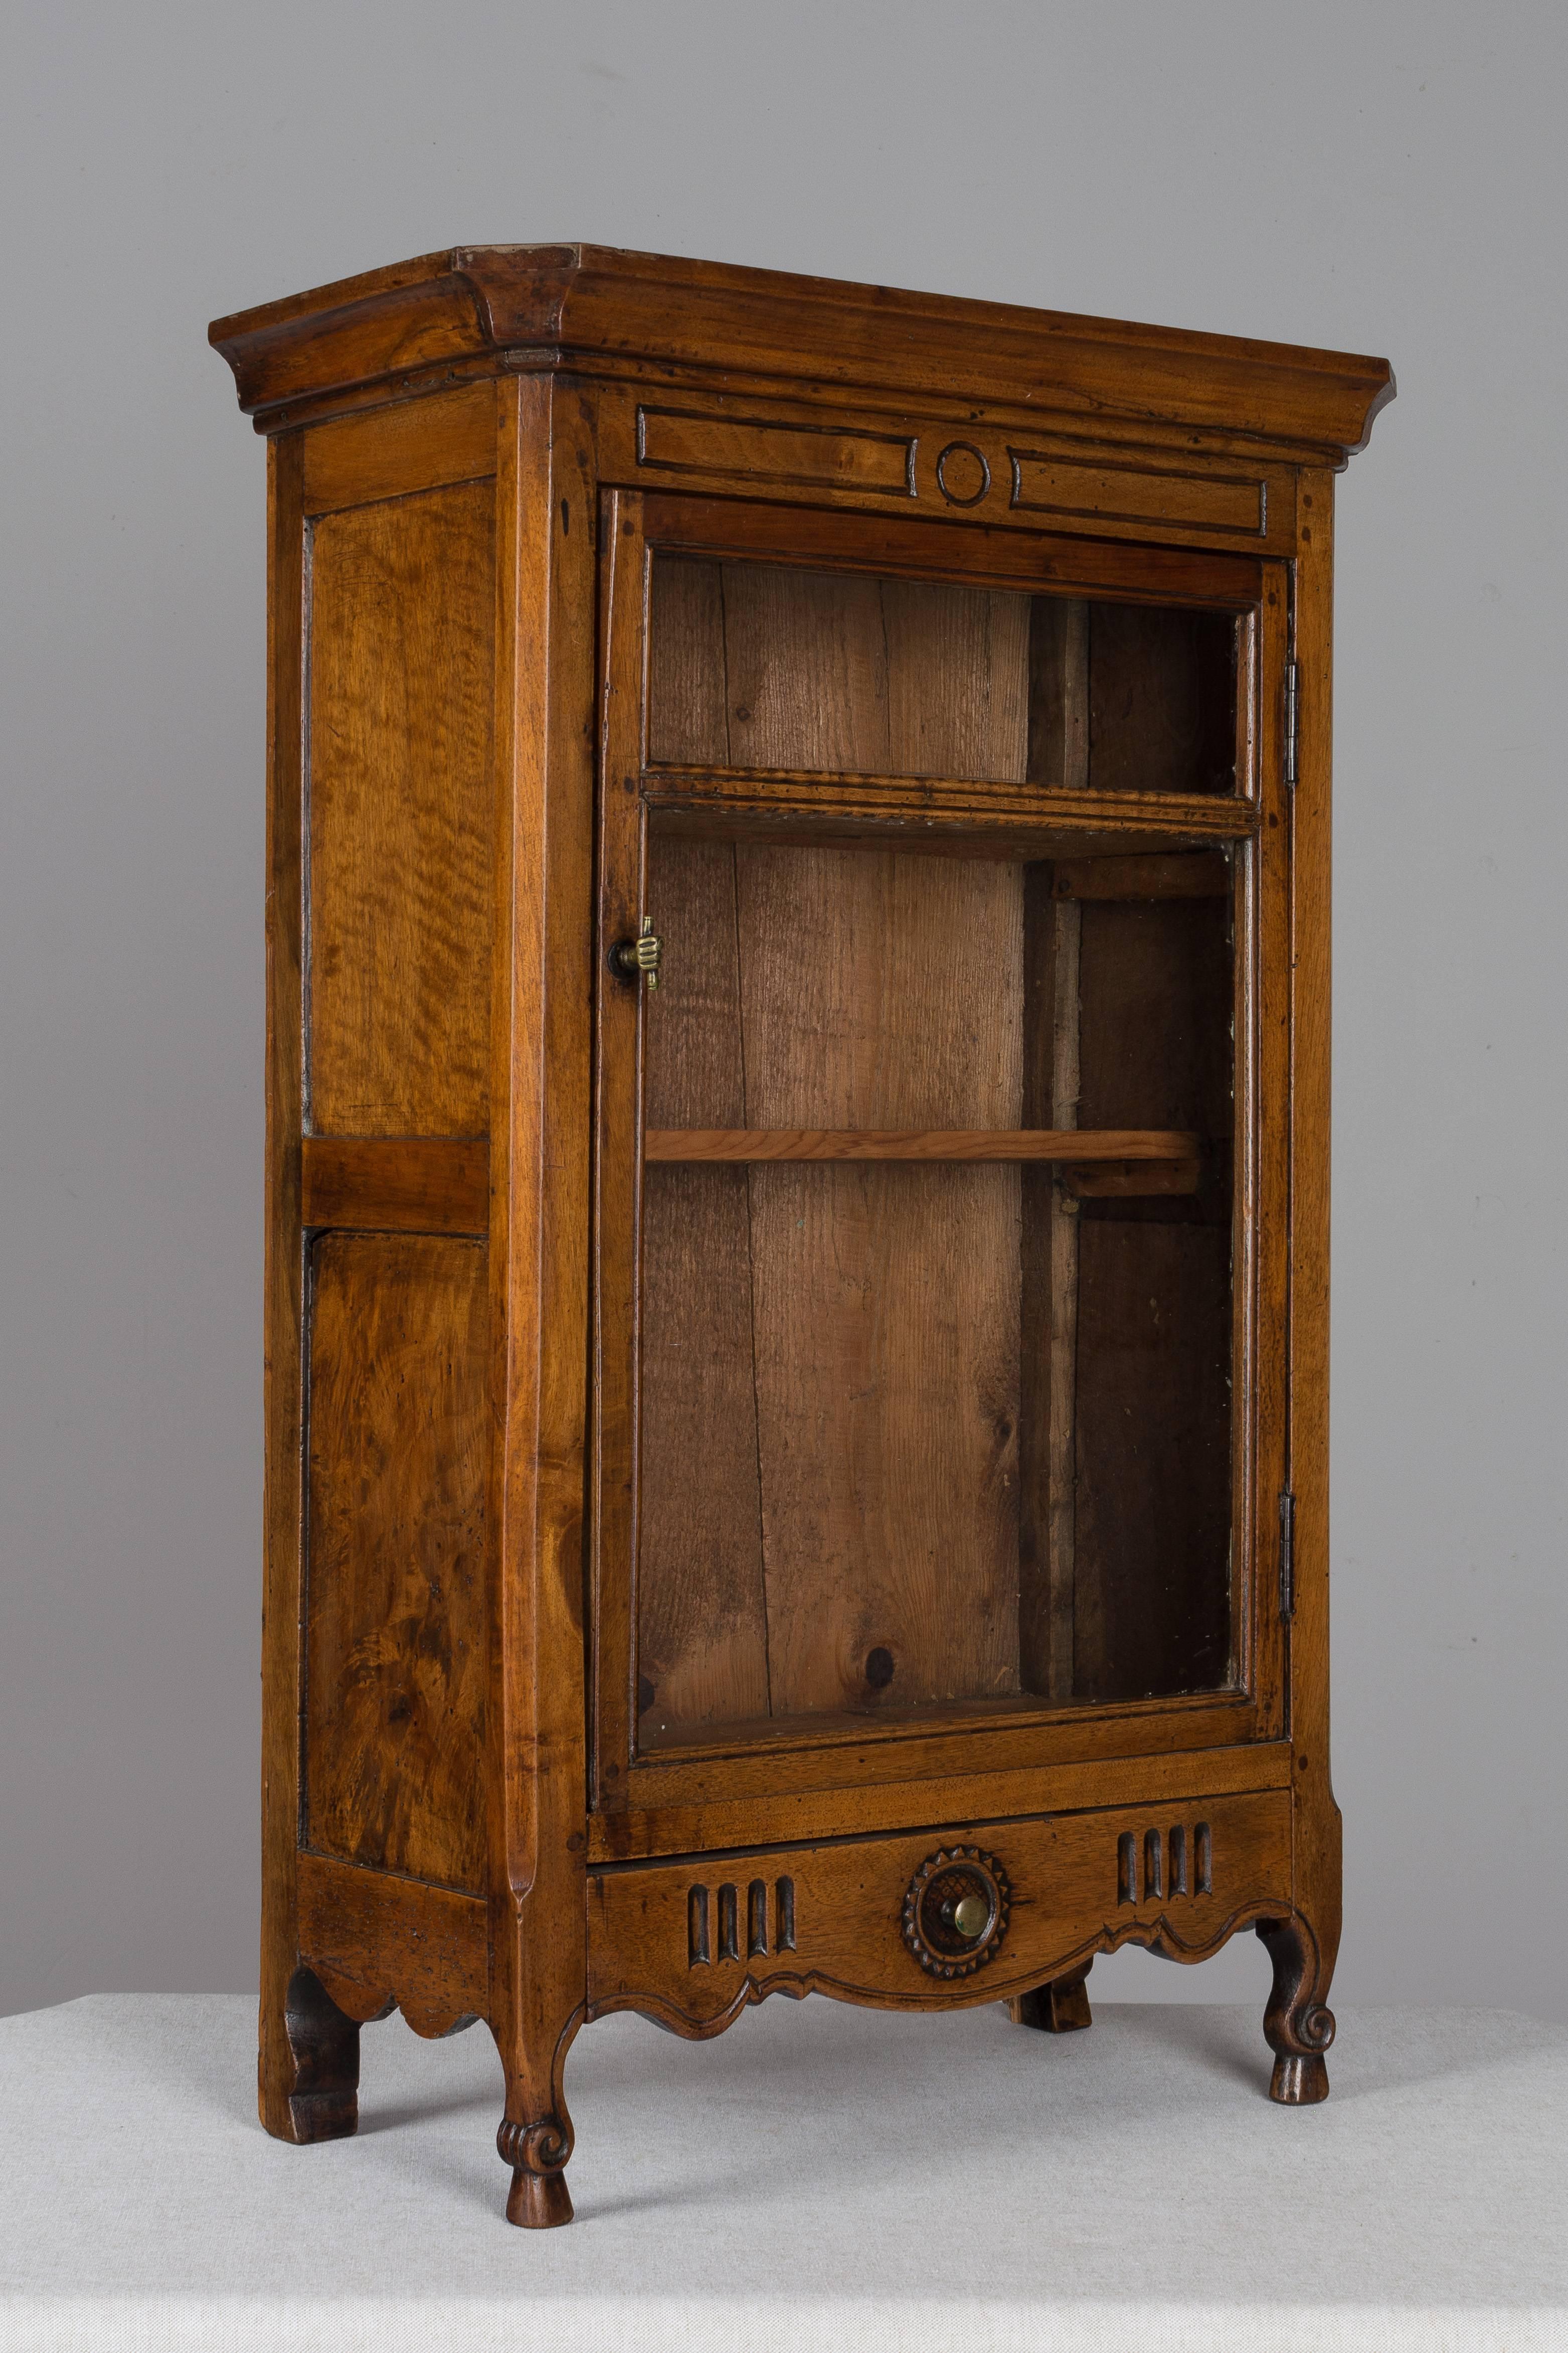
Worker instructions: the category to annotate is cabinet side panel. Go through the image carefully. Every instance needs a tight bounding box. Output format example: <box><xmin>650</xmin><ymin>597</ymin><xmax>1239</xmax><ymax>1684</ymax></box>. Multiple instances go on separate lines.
<box><xmin>304</xmin><ymin>1232</ymin><xmax>488</xmax><ymax>1892</ymax></box>
<box><xmin>1071</xmin><ymin>892</ymin><xmax>1234</xmax><ymax>1701</ymax></box>
<box><xmin>307</xmin><ymin>481</ymin><xmax>494</xmax><ymax>1135</ymax></box>
<box><xmin>1073</xmin><ymin>1218</ymin><xmax>1232</xmax><ymax>1700</ymax></box>
<box><xmin>1088</xmin><ymin>603</ymin><xmax>1237</xmax><ymax>797</ymax></box>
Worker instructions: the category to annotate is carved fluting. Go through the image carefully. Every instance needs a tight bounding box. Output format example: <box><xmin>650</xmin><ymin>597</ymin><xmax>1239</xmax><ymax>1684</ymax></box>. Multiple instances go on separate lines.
<box><xmin>1256</xmin><ymin>1914</ymin><xmax>1335</xmax><ymax>2106</ymax></box>
<box><xmin>1117</xmin><ymin>1818</ymin><xmax>1213</xmax><ymax>1905</ymax></box>
<box><xmin>687</xmin><ymin>1875</ymin><xmax>795</xmax><ymax>1968</ymax></box>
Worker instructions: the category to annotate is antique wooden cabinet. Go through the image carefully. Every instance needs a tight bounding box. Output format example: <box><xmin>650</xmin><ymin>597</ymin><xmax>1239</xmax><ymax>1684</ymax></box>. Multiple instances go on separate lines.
<box><xmin>210</xmin><ymin>247</ymin><xmax>1391</xmax><ymax>2227</ymax></box>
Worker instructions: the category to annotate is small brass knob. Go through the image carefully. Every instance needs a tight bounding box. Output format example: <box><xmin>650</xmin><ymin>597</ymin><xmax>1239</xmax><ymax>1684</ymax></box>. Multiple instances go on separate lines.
<box><xmin>948</xmin><ymin>1893</ymin><xmax>988</xmax><ymax>1941</ymax></box>
<box><xmin>610</xmin><ymin>915</ymin><xmax>662</xmax><ymax>990</ymax></box>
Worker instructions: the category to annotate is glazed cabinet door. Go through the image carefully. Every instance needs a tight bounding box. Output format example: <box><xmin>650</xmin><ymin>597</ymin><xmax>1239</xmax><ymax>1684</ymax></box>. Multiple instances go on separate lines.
<box><xmin>591</xmin><ymin>490</ymin><xmax>1292</xmax><ymax>1830</ymax></box>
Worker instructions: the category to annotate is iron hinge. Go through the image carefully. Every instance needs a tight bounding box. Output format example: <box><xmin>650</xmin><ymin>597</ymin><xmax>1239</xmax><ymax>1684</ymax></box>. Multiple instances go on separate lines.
<box><xmin>1279</xmin><ymin>1489</ymin><xmax>1296</xmax><ymax>1621</ymax></box>
<box><xmin>1283</xmin><ymin>661</ymin><xmax>1299</xmax><ymax>788</ymax></box>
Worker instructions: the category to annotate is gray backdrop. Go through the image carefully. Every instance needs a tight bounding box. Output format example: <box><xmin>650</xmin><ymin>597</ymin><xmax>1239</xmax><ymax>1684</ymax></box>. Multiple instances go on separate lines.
<box><xmin>4</xmin><ymin>2</ymin><xmax>1563</xmax><ymax>2022</ymax></box>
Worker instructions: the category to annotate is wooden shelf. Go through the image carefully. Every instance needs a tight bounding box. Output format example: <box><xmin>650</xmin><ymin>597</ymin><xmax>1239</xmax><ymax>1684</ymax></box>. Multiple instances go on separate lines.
<box><xmin>645</xmin><ymin>1128</ymin><xmax>1199</xmax><ymax>1164</ymax></box>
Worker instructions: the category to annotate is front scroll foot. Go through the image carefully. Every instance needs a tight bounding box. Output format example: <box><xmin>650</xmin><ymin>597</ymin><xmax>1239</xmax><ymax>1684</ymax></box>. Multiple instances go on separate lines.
<box><xmin>1256</xmin><ymin>1916</ymin><xmax>1335</xmax><ymax>2106</ymax></box>
<box><xmin>498</xmin><ymin>2116</ymin><xmax>575</xmax><ymax>2229</ymax></box>
<box><xmin>1008</xmin><ymin>1959</ymin><xmax>1093</xmax><ymax>2033</ymax></box>
<box><xmin>268</xmin><ymin>1965</ymin><xmax>360</xmax><ymax>2144</ymax></box>
<box><xmin>1270</xmin><ymin>2052</ymin><xmax>1330</xmax><ymax>2105</ymax></box>
<box><xmin>505</xmin><ymin>2166</ymin><xmax>575</xmax><ymax>2228</ymax></box>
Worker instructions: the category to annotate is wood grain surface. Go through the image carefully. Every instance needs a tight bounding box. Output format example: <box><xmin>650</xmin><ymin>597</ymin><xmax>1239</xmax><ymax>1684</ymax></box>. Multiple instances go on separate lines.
<box><xmin>222</xmin><ymin>253</ymin><xmax>1386</xmax><ymax>2213</ymax></box>
<box><xmin>308</xmin><ymin>480</ymin><xmax>494</xmax><ymax>1135</ymax></box>
<box><xmin>650</xmin><ymin>556</ymin><xmax>1031</xmax><ymax>781</ymax></box>
<box><xmin>643</xmin><ymin>1127</ymin><xmax>1199</xmax><ymax>1162</ymax></box>
<box><xmin>640</xmin><ymin>559</ymin><xmax>1033</xmax><ymax>1733</ymax></box>
<box><xmin>210</xmin><ymin>244</ymin><xmax>1392</xmax><ymax>462</ymax></box>
<box><xmin>301</xmin><ymin>1135</ymin><xmax>488</xmax><ymax>1232</ymax></box>
<box><xmin>1087</xmin><ymin>602</ymin><xmax>1237</xmax><ymax>797</ymax></box>
<box><xmin>637</xmin><ymin>839</ymin><xmax>771</xmax><ymax>1738</ymax></box>
<box><xmin>586</xmin><ymin>1786</ymin><xmax>1293</xmax><ymax>2030</ymax></box>
<box><xmin>304</xmin><ymin>1233</ymin><xmax>488</xmax><ymax>1892</ymax></box>
<box><xmin>742</xmin><ymin>839</ymin><xmax>1022</xmax><ymax>1723</ymax></box>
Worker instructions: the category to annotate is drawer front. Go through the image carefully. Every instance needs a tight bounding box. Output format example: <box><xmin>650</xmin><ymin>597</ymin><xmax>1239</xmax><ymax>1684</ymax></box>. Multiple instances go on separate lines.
<box><xmin>586</xmin><ymin>1788</ymin><xmax>1292</xmax><ymax>2030</ymax></box>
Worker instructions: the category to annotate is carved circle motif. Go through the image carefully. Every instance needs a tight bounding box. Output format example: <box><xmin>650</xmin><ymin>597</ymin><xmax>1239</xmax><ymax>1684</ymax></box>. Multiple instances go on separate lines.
<box><xmin>935</xmin><ymin>440</ymin><xmax>992</xmax><ymax>507</ymax></box>
<box><xmin>902</xmin><ymin>1845</ymin><xmax>1011</xmax><ymax>1977</ymax></box>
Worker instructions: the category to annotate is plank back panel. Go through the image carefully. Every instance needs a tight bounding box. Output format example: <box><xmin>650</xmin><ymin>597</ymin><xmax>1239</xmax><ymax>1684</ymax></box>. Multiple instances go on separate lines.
<box><xmin>304</xmin><ymin>1233</ymin><xmax>488</xmax><ymax>1891</ymax></box>
<box><xmin>308</xmin><ymin>480</ymin><xmax>494</xmax><ymax>1135</ymax></box>
<box><xmin>647</xmin><ymin>556</ymin><xmax>1030</xmax><ymax>782</ymax></box>
<box><xmin>638</xmin><ymin>837</ymin><xmax>771</xmax><ymax>1739</ymax></box>
<box><xmin>641</xmin><ymin>536</ymin><xmax>1031</xmax><ymax>1729</ymax></box>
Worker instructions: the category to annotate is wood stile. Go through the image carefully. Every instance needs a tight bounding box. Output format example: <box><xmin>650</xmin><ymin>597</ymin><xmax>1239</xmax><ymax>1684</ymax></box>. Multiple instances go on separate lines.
<box><xmin>214</xmin><ymin>246</ymin><xmax>1388</xmax><ymax>2223</ymax></box>
<box><xmin>257</xmin><ymin>430</ymin><xmax>309</xmax><ymax>2146</ymax></box>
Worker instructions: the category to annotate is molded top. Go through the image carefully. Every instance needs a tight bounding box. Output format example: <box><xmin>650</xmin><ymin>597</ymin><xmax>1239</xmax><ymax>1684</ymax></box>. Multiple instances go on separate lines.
<box><xmin>210</xmin><ymin>243</ymin><xmax>1393</xmax><ymax>458</ymax></box>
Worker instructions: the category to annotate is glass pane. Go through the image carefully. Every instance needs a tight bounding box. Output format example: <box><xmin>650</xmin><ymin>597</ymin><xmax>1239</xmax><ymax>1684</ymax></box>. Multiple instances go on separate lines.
<box><xmin>634</xmin><ymin>829</ymin><xmax>1237</xmax><ymax>1749</ymax></box>
<box><xmin>647</xmin><ymin>553</ymin><xmax>1240</xmax><ymax>796</ymax></box>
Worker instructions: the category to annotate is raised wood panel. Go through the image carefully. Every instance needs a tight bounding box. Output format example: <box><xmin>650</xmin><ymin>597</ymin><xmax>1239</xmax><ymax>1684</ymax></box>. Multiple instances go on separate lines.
<box><xmin>301</xmin><ymin>1135</ymin><xmax>488</xmax><ymax>1233</ymax></box>
<box><xmin>302</xmin><ymin>381</ymin><xmax>497</xmax><ymax>515</ymax></box>
<box><xmin>586</xmin><ymin>1787</ymin><xmax>1293</xmax><ymax>2027</ymax></box>
<box><xmin>1009</xmin><ymin>447</ymin><xmax>1267</xmax><ymax>536</ymax></box>
<box><xmin>637</xmin><ymin>406</ymin><xmax>917</xmax><ymax>498</ymax></box>
<box><xmin>308</xmin><ymin>481</ymin><xmax>494</xmax><ymax>1135</ymax></box>
<box><xmin>305</xmin><ymin>1233</ymin><xmax>488</xmax><ymax>1892</ymax></box>
<box><xmin>614</xmin><ymin>399</ymin><xmax>1292</xmax><ymax>555</ymax></box>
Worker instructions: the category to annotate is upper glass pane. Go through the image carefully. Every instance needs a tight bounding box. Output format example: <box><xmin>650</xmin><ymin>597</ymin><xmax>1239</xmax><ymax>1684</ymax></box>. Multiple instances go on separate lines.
<box><xmin>647</xmin><ymin>554</ymin><xmax>1240</xmax><ymax>795</ymax></box>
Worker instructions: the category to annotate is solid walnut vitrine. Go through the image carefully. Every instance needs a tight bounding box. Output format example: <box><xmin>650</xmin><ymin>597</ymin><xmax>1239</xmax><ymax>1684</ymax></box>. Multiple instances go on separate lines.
<box><xmin>211</xmin><ymin>247</ymin><xmax>1391</xmax><ymax>2226</ymax></box>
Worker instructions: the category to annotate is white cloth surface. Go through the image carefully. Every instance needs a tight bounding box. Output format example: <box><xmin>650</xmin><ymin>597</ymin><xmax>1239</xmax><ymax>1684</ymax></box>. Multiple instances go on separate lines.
<box><xmin>0</xmin><ymin>1993</ymin><xmax>1562</xmax><ymax>2351</ymax></box>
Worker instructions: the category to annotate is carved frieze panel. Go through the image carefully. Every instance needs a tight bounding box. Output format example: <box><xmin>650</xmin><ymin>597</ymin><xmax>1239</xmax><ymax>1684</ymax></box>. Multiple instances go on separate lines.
<box><xmin>610</xmin><ymin>396</ymin><xmax>1294</xmax><ymax>556</ymax></box>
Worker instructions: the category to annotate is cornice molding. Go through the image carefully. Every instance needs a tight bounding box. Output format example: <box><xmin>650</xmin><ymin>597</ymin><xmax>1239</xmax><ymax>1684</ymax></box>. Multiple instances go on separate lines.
<box><xmin>211</xmin><ymin>243</ymin><xmax>1395</xmax><ymax>459</ymax></box>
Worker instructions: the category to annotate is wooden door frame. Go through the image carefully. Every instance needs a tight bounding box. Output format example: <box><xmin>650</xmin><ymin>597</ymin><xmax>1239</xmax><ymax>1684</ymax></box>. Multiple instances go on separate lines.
<box><xmin>588</xmin><ymin>487</ymin><xmax>1293</xmax><ymax>1836</ymax></box>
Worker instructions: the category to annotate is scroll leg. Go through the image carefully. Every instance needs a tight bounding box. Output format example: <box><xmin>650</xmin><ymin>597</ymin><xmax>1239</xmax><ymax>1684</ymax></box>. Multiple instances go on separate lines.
<box><xmin>1257</xmin><ymin>1915</ymin><xmax>1335</xmax><ymax>2105</ymax></box>
<box><xmin>261</xmin><ymin>1964</ymin><xmax>361</xmax><ymax>2144</ymax></box>
<box><xmin>493</xmin><ymin>2010</ymin><xmax>581</xmax><ymax>2228</ymax></box>
<box><xmin>1009</xmin><ymin>1958</ymin><xmax>1093</xmax><ymax>2032</ymax></box>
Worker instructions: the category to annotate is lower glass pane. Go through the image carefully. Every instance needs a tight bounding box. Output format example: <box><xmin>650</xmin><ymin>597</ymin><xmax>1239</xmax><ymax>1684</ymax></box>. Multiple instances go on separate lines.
<box><xmin>634</xmin><ymin>831</ymin><xmax>1236</xmax><ymax>1748</ymax></box>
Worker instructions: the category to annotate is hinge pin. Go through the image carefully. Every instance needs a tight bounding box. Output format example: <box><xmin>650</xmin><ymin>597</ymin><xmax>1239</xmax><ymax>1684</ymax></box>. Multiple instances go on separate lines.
<box><xmin>1279</xmin><ymin>1488</ymin><xmax>1296</xmax><ymax>1621</ymax></box>
<box><xmin>1284</xmin><ymin>662</ymin><xmax>1299</xmax><ymax>788</ymax></box>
